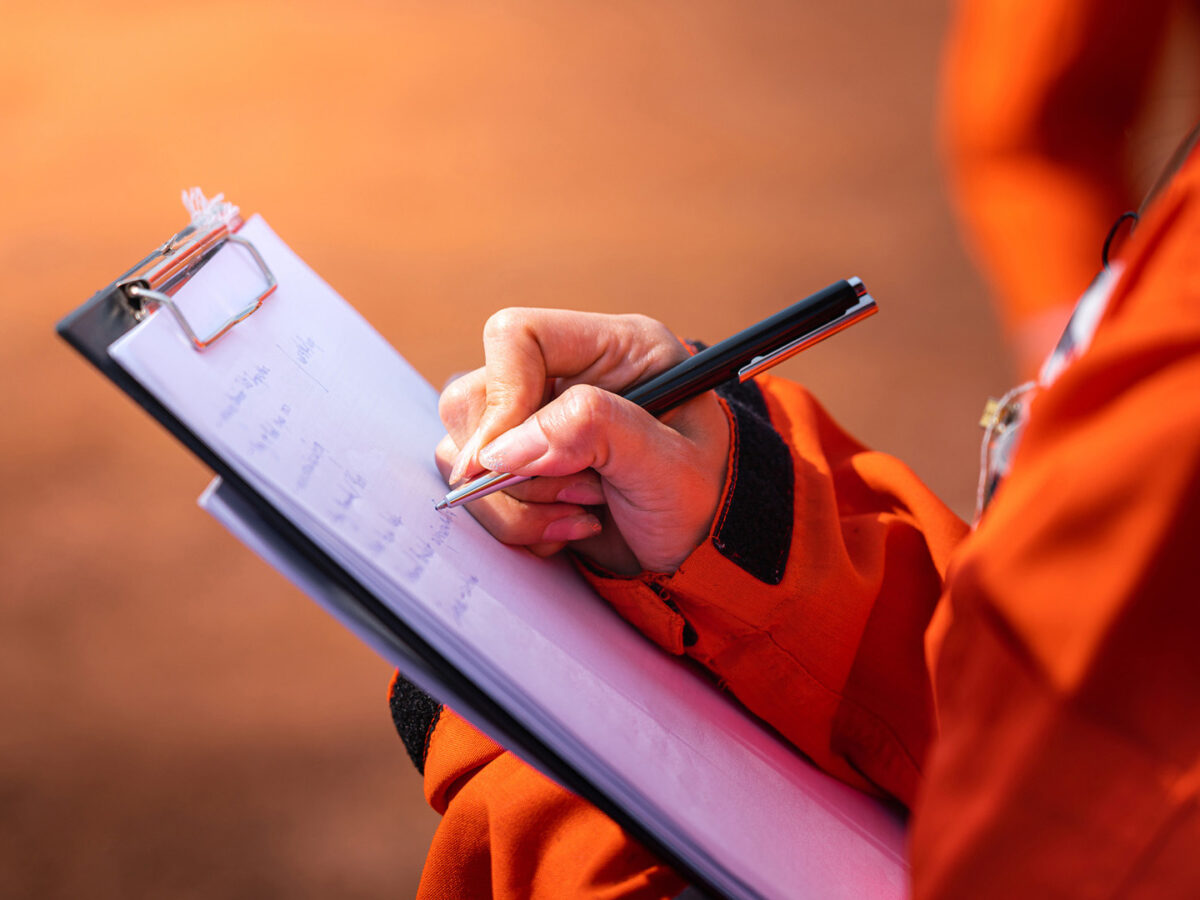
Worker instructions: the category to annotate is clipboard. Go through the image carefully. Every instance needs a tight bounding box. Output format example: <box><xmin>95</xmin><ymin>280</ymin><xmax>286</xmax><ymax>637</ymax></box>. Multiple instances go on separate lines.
<box><xmin>57</xmin><ymin>193</ymin><xmax>908</xmax><ymax>900</ymax></box>
<box><xmin>54</xmin><ymin>196</ymin><xmax>708</xmax><ymax>887</ymax></box>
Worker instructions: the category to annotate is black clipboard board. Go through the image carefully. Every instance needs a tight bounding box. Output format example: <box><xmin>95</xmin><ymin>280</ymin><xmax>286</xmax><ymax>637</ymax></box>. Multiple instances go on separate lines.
<box><xmin>56</xmin><ymin>209</ymin><xmax>729</xmax><ymax>899</ymax></box>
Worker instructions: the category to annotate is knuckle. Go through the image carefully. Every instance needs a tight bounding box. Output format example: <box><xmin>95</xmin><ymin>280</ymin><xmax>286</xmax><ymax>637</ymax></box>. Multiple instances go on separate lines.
<box><xmin>438</xmin><ymin>374</ymin><xmax>472</xmax><ymax>421</ymax></box>
<box><xmin>648</xmin><ymin>339</ymin><xmax>686</xmax><ymax>372</ymax></box>
<box><xmin>482</xmin><ymin>308</ymin><xmax>531</xmax><ymax>343</ymax></box>
<box><xmin>622</xmin><ymin>314</ymin><xmax>685</xmax><ymax>371</ymax></box>
<box><xmin>628</xmin><ymin>312</ymin><xmax>673</xmax><ymax>343</ymax></box>
<box><xmin>551</xmin><ymin>386</ymin><xmax>621</xmax><ymax>470</ymax></box>
<box><xmin>558</xmin><ymin>383</ymin><xmax>611</xmax><ymax>433</ymax></box>
<box><xmin>624</xmin><ymin>312</ymin><xmax>665</xmax><ymax>337</ymax></box>
<box><xmin>483</xmin><ymin>381</ymin><xmax>526</xmax><ymax>418</ymax></box>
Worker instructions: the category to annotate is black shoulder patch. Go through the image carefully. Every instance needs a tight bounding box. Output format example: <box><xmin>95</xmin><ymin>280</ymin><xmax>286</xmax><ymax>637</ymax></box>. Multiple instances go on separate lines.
<box><xmin>711</xmin><ymin>379</ymin><xmax>794</xmax><ymax>584</ymax></box>
<box><xmin>388</xmin><ymin>673</ymin><xmax>443</xmax><ymax>776</ymax></box>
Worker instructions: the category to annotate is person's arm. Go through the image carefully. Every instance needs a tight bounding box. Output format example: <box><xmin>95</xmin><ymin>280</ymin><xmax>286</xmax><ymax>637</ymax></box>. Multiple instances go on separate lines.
<box><xmin>435</xmin><ymin>309</ymin><xmax>967</xmax><ymax>802</ymax></box>
<box><xmin>575</xmin><ymin>372</ymin><xmax>967</xmax><ymax>805</ymax></box>
<box><xmin>407</xmin><ymin>309</ymin><xmax>966</xmax><ymax>895</ymax></box>
<box><xmin>910</xmin><ymin>146</ymin><xmax>1200</xmax><ymax>896</ymax></box>
<box><xmin>941</xmin><ymin>0</ymin><xmax>1172</xmax><ymax>375</ymax></box>
<box><xmin>389</xmin><ymin>674</ymin><xmax>686</xmax><ymax>899</ymax></box>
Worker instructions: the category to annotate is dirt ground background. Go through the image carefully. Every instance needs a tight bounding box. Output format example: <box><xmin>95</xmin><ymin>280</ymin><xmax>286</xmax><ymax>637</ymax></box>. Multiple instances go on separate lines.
<box><xmin>2</xmin><ymin>1</ymin><xmax>1025</xmax><ymax>896</ymax></box>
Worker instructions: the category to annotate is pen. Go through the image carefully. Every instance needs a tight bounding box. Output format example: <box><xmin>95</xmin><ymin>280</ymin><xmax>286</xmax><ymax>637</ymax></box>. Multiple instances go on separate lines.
<box><xmin>435</xmin><ymin>276</ymin><xmax>877</xmax><ymax>510</ymax></box>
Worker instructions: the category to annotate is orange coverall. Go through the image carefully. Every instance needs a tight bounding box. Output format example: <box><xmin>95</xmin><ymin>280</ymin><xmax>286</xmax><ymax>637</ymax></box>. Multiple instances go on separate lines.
<box><xmin>941</xmin><ymin>0</ymin><xmax>1181</xmax><ymax>375</ymax></box>
<box><xmin>393</xmin><ymin>117</ymin><xmax>1200</xmax><ymax>900</ymax></box>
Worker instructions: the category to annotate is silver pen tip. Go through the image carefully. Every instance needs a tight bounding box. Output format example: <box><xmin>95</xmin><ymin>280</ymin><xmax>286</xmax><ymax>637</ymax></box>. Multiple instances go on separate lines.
<box><xmin>434</xmin><ymin>499</ymin><xmax>449</xmax><ymax>511</ymax></box>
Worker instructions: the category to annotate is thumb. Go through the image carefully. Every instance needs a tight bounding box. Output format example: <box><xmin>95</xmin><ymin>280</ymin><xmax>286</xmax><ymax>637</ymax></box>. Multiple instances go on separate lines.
<box><xmin>477</xmin><ymin>384</ymin><xmax>675</xmax><ymax>490</ymax></box>
<box><xmin>477</xmin><ymin>382</ymin><xmax>728</xmax><ymax>573</ymax></box>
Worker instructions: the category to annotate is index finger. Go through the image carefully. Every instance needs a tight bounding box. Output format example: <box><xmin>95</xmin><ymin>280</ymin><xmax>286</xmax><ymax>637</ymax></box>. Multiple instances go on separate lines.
<box><xmin>449</xmin><ymin>308</ymin><xmax>687</xmax><ymax>484</ymax></box>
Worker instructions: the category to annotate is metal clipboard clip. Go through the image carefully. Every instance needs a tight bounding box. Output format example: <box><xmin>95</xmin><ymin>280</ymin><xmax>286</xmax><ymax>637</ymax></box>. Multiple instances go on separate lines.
<box><xmin>115</xmin><ymin>190</ymin><xmax>277</xmax><ymax>351</ymax></box>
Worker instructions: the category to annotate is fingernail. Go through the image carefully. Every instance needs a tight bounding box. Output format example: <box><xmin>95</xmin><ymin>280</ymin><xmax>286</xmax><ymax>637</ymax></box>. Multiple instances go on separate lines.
<box><xmin>478</xmin><ymin>419</ymin><xmax>549</xmax><ymax>472</ymax></box>
<box><xmin>449</xmin><ymin>431</ymin><xmax>483</xmax><ymax>485</ymax></box>
<box><xmin>556</xmin><ymin>481</ymin><xmax>605</xmax><ymax>505</ymax></box>
<box><xmin>448</xmin><ymin>448</ymin><xmax>469</xmax><ymax>486</ymax></box>
<box><xmin>541</xmin><ymin>514</ymin><xmax>602</xmax><ymax>543</ymax></box>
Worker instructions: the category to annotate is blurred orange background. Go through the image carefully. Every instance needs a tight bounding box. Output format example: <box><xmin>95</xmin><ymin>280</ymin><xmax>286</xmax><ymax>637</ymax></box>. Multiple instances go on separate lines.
<box><xmin>0</xmin><ymin>2</ymin><xmax>1019</xmax><ymax>896</ymax></box>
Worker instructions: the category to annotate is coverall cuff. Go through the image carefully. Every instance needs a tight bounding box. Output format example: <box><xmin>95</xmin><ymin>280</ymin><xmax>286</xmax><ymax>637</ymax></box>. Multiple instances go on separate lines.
<box><xmin>422</xmin><ymin>706</ymin><xmax>506</xmax><ymax>815</ymax></box>
<box><xmin>575</xmin><ymin>376</ymin><xmax>795</xmax><ymax>654</ymax></box>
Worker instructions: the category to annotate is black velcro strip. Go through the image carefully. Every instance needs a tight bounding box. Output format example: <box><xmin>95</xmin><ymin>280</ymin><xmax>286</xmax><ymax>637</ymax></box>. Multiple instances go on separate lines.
<box><xmin>711</xmin><ymin>379</ymin><xmax>794</xmax><ymax>584</ymax></box>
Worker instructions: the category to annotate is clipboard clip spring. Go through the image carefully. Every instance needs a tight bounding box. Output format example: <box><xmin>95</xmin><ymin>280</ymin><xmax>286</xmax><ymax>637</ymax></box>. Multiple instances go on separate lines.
<box><xmin>119</xmin><ymin>224</ymin><xmax>277</xmax><ymax>352</ymax></box>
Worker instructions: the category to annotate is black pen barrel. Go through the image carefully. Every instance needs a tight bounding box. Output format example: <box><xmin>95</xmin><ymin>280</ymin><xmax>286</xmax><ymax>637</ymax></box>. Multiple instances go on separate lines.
<box><xmin>621</xmin><ymin>278</ymin><xmax>863</xmax><ymax>415</ymax></box>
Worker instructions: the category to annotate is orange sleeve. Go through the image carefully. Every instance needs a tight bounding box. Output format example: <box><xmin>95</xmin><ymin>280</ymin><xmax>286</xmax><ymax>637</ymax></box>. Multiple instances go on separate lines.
<box><xmin>408</xmin><ymin>141</ymin><xmax>1200</xmax><ymax>895</ymax></box>
<box><xmin>417</xmin><ymin>709</ymin><xmax>687</xmax><ymax>900</ymax></box>
<box><xmin>413</xmin><ymin>374</ymin><xmax>967</xmax><ymax>894</ymax></box>
<box><xmin>580</xmin><ymin>377</ymin><xmax>968</xmax><ymax>808</ymax></box>
<box><xmin>910</xmin><ymin>148</ymin><xmax>1200</xmax><ymax>896</ymax></box>
<box><xmin>940</xmin><ymin>0</ymin><xmax>1171</xmax><ymax>373</ymax></box>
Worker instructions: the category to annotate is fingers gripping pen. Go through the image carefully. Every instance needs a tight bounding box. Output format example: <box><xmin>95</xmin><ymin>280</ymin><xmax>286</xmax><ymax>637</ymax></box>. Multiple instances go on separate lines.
<box><xmin>435</xmin><ymin>278</ymin><xmax>876</xmax><ymax>510</ymax></box>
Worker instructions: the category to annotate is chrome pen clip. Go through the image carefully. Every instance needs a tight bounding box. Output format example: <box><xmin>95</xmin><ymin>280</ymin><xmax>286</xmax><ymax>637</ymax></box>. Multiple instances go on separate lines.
<box><xmin>737</xmin><ymin>277</ymin><xmax>877</xmax><ymax>381</ymax></box>
<box><xmin>116</xmin><ymin>190</ymin><xmax>277</xmax><ymax>351</ymax></box>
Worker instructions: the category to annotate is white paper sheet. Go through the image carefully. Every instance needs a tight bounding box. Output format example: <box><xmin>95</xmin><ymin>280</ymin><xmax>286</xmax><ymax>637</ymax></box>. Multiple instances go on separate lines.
<box><xmin>113</xmin><ymin>216</ymin><xmax>907</xmax><ymax>899</ymax></box>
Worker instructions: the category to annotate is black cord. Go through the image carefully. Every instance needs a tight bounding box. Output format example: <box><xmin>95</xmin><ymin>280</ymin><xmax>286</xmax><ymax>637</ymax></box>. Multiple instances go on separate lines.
<box><xmin>1102</xmin><ymin>210</ymin><xmax>1139</xmax><ymax>269</ymax></box>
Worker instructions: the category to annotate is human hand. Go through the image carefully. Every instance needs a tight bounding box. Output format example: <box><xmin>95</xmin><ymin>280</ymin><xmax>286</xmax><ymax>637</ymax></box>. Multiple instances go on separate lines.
<box><xmin>435</xmin><ymin>309</ymin><xmax>730</xmax><ymax>574</ymax></box>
